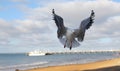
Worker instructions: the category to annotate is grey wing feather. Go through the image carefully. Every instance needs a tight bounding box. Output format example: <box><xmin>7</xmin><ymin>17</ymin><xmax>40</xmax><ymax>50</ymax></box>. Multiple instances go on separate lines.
<box><xmin>74</xmin><ymin>10</ymin><xmax>95</xmax><ymax>42</ymax></box>
<box><xmin>52</xmin><ymin>9</ymin><xmax>66</xmax><ymax>38</ymax></box>
<box><xmin>80</xmin><ymin>10</ymin><xmax>95</xmax><ymax>30</ymax></box>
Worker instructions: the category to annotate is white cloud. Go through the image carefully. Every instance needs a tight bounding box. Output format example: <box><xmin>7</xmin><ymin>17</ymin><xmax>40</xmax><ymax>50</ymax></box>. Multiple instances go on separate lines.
<box><xmin>86</xmin><ymin>15</ymin><xmax>120</xmax><ymax>39</ymax></box>
<box><xmin>0</xmin><ymin>0</ymin><xmax>120</xmax><ymax>52</ymax></box>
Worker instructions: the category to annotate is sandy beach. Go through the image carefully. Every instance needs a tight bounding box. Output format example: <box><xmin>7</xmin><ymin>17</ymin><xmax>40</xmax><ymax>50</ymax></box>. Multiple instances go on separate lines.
<box><xmin>20</xmin><ymin>58</ymin><xmax>120</xmax><ymax>71</ymax></box>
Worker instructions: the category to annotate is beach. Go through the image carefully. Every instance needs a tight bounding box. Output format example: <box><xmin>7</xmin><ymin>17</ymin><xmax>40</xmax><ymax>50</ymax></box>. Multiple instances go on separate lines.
<box><xmin>21</xmin><ymin>58</ymin><xmax>120</xmax><ymax>71</ymax></box>
<box><xmin>0</xmin><ymin>53</ymin><xmax>120</xmax><ymax>71</ymax></box>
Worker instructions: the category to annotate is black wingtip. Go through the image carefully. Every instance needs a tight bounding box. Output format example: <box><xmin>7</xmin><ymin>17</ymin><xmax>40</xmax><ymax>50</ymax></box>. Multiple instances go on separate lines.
<box><xmin>91</xmin><ymin>10</ymin><xmax>94</xmax><ymax>12</ymax></box>
<box><xmin>52</xmin><ymin>9</ymin><xmax>55</xmax><ymax>14</ymax></box>
<box><xmin>91</xmin><ymin>10</ymin><xmax>95</xmax><ymax>17</ymax></box>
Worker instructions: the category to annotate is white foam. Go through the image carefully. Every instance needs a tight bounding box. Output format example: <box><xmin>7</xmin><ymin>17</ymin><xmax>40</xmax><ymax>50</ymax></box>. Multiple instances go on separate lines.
<box><xmin>0</xmin><ymin>61</ymin><xmax>48</xmax><ymax>70</ymax></box>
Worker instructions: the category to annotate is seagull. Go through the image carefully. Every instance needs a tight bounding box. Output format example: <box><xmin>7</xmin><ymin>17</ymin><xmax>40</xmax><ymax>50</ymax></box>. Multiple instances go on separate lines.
<box><xmin>52</xmin><ymin>9</ymin><xmax>95</xmax><ymax>50</ymax></box>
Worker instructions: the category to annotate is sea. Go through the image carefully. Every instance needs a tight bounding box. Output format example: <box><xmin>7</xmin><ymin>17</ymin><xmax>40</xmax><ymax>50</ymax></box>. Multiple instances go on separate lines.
<box><xmin>0</xmin><ymin>52</ymin><xmax>120</xmax><ymax>71</ymax></box>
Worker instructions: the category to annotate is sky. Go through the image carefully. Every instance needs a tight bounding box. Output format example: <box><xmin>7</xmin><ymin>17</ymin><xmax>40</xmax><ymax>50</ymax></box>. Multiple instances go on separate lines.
<box><xmin>0</xmin><ymin>0</ymin><xmax>120</xmax><ymax>53</ymax></box>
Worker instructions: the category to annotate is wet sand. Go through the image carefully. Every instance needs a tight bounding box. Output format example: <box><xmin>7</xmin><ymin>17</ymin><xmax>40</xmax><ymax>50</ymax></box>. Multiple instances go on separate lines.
<box><xmin>21</xmin><ymin>58</ymin><xmax>120</xmax><ymax>71</ymax></box>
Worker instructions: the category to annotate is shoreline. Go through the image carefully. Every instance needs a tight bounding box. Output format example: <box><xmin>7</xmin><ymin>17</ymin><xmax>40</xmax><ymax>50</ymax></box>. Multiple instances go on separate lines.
<box><xmin>20</xmin><ymin>57</ymin><xmax>120</xmax><ymax>71</ymax></box>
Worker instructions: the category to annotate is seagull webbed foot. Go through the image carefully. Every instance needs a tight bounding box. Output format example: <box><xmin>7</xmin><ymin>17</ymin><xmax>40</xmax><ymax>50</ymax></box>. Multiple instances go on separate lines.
<box><xmin>70</xmin><ymin>46</ymin><xmax>72</xmax><ymax>50</ymax></box>
<box><xmin>64</xmin><ymin>45</ymin><xmax>66</xmax><ymax>48</ymax></box>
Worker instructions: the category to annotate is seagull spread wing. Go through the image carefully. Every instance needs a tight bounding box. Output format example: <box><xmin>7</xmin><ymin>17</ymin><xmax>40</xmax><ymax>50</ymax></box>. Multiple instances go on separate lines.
<box><xmin>52</xmin><ymin>9</ymin><xmax>66</xmax><ymax>38</ymax></box>
<box><xmin>74</xmin><ymin>10</ymin><xmax>95</xmax><ymax>41</ymax></box>
<box><xmin>52</xmin><ymin>9</ymin><xmax>95</xmax><ymax>49</ymax></box>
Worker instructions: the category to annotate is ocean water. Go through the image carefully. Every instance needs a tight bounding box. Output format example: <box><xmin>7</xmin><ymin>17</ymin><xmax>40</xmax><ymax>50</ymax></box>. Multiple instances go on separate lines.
<box><xmin>0</xmin><ymin>52</ymin><xmax>120</xmax><ymax>71</ymax></box>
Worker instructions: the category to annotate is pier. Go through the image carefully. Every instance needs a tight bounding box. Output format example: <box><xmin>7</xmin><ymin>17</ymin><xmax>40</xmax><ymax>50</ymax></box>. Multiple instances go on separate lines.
<box><xmin>45</xmin><ymin>50</ymin><xmax>120</xmax><ymax>55</ymax></box>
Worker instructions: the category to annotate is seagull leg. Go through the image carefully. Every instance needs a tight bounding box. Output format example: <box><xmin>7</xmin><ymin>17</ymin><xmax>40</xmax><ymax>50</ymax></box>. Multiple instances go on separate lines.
<box><xmin>70</xmin><ymin>41</ymin><xmax>72</xmax><ymax>50</ymax></box>
<box><xmin>64</xmin><ymin>40</ymin><xmax>67</xmax><ymax>48</ymax></box>
<box><xmin>64</xmin><ymin>45</ymin><xmax>66</xmax><ymax>48</ymax></box>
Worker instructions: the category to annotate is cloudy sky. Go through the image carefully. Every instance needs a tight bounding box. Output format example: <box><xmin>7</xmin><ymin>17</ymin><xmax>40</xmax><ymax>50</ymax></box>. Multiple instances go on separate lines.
<box><xmin>0</xmin><ymin>0</ymin><xmax>120</xmax><ymax>53</ymax></box>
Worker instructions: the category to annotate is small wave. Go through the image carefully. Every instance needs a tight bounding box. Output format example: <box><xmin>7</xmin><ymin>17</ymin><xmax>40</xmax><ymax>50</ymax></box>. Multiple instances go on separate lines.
<box><xmin>0</xmin><ymin>61</ymin><xmax>48</xmax><ymax>70</ymax></box>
